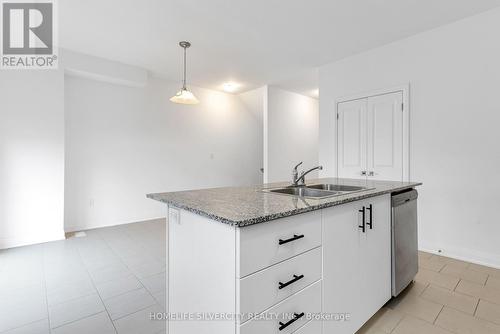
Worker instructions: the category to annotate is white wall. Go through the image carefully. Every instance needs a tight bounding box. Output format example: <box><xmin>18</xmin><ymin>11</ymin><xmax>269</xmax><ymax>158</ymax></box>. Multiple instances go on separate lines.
<box><xmin>319</xmin><ymin>7</ymin><xmax>500</xmax><ymax>267</ymax></box>
<box><xmin>266</xmin><ymin>87</ymin><xmax>319</xmax><ymax>183</ymax></box>
<box><xmin>0</xmin><ymin>70</ymin><xmax>65</xmax><ymax>248</ymax></box>
<box><xmin>239</xmin><ymin>86</ymin><xmax>267</xmax><ymax>181</ymax></box>
<box><xmin>65</xmin><ymin>74</ymin><xmax>262</xmax><ymax>231</ymax></box>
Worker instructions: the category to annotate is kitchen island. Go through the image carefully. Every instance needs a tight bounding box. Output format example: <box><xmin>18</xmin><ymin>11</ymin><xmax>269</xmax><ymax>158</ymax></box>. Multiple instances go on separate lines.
<box><xmin>148</xmin><ymin>178</ymin><xmax>421</xmax><ymax>334</ymax></box>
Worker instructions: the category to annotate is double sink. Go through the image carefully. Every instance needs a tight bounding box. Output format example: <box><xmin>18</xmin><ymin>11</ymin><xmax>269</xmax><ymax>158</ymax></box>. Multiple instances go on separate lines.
<box><xmin>263</xmin><ymin>184</ymin><xmax>373</xmax><ymax>199</ymax></box>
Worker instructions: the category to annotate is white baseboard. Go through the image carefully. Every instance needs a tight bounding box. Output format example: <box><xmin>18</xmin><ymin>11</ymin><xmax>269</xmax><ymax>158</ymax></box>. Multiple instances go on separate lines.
<box><xmin>0</xmin><ymin>231</ymin><xmax>66</xmax><ymax>250</ymax></box>
<box><xmin>65</xmin><ymin>216</ymin><xmax>165</xmax><ymax>233</ymax></box>
<box><xmin>419</xmin><ymin>242</ymin><xmax>500</xmax><ymax>270</ymax></box>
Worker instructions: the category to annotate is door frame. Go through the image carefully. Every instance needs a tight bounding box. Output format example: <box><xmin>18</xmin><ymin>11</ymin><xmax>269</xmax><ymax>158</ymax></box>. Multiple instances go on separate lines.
<box><xmin>335</xmin><ymin>84</ymin><xmax>410</xmax><ymax>182</ymax></box>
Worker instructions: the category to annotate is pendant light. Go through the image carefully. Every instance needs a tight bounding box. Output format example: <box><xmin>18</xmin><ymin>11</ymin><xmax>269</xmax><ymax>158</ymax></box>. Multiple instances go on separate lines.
<box><xmin>170</xmin><ymin>41</ymin><xmax>200</xmax><ymax>105</ymax></box>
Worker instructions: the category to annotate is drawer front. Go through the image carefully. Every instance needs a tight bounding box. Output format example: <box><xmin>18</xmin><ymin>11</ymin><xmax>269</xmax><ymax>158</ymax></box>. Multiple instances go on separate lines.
<box><xmin>239</xmin><ymin>280</ymin><xmax>322</xmax><ymax>334</ymax></box>
<box><xmin>239</xmin><ymin>247</ymin><xmax>322</xmax><ymax>319</ymax></box>
<box><xmin>294</xmin><ymin>319</ymin><xmax>322</xmax><ymax>334</ymax></box>
<box><xmin>237</xmin><ymin>210</ymin><xmax>321</xmax><ymax>277</ymax></box>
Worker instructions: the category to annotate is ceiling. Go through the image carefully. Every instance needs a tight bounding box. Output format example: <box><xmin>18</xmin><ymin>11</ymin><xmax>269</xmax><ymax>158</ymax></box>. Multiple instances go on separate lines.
<box><xmin>60</xmin><ymin>0</ymin><xmax>500</xmax><ymax>97</ymax></box>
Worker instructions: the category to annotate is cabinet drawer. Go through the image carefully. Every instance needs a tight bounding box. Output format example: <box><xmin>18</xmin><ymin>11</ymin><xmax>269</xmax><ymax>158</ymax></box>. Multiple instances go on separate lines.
<box><xmin>294</xmin><ymin>319</ymin><xmax>322</xmax><ymax>334</ymax></box>
<box><xmin>238</xmin><ymin>247</ymin><xmax>322</xmax><ymax>320</ymax></box>
<box><xmin>239</xmin><ymin>280</ymin><xmax>321</xmax><ymax>334</ymax></box>
<box><xmin>237</xmin><ymin>210</ymin><xmax>322</xmax><ymax>277</ymax></box>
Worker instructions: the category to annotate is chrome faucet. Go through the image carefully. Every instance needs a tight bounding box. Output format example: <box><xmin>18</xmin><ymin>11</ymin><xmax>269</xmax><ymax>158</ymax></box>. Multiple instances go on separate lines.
<box><xmin>291</xmin><ymin>163</ymin><xmax>323</xmax><ymax>186</ymax></box>
<box><xmin>292</xmin><ymin>161</ymin><xmax>303</xmax><ymax>185</ymax></box>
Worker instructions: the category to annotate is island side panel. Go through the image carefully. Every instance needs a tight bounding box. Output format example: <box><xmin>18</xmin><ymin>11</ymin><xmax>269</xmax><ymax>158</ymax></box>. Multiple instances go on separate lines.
<box><xmin>168</xmin><ymin>207</ymin><xmax>237</xmax><ymax>334</ymax></box>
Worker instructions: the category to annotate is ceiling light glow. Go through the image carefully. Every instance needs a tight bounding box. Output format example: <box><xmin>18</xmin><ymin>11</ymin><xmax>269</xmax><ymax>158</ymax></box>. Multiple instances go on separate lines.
<box><xmin>222</xmin><ymin>82</ymin><xmax>240</xmax><ymax>93</ymax></box>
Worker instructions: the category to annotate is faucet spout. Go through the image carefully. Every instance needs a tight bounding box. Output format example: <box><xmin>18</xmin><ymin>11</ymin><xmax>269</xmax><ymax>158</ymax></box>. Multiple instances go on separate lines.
<box><xmin>292</xmin><ymin>161</ymin><xmax>303</xmax><ymax>185</ymax></box>
<box><xmin>292</xmin><ymin>165</ymin><xmax>323</xmax><ymax>186</ymax></box>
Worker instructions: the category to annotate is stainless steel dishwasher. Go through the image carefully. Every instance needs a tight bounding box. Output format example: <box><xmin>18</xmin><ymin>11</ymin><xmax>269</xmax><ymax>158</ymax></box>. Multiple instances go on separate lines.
<box><xmin>391</xmin><ymin>189</ymin><xmax>418</xmax><ymax>297</ymax></box>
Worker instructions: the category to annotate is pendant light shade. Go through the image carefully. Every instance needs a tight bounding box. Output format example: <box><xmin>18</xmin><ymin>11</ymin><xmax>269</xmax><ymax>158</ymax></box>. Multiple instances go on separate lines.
<box><xmin>170</xmin><ymin>41</ymin><xmax>199</xmax><ymax>105</ymax></box>
<box><xmin>170</xmin><ymin>88</ymin><xmax>200</xmax><ymax>104</ymax></box>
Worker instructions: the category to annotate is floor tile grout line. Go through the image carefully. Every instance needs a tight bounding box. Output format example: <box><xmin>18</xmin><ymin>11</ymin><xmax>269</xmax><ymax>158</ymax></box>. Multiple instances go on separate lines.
<box><xmin>96</xmin><ymin>228</ymin><xmax>166</xmax><ymax>327</ymax></box>
<box><xmin>453</xmin><ymin>278</ymin><xmax>500</xmax><ymax>308</ymax></box>
<box><xmin>473</xmin><ymin>303</ymin><xmax>500</xmax><ymax>329</ymax></box>
<box><xmin>46</xmin><ymin>288</ymin><xmax>99</xmax><ymax>308</ymax></box>
<box><xmin>418</xmin><ymin>282</ymin><xmax>430</xmax><ymax>297</ymax></box>
<box><xmin>432</xmin><ymin>304</ymin><xmax>445</xmax><ymax>325</ymax></box>
<box><xmin>0</xmin><ymin>259</ymin><xmax>46</xmax><ymax>331</ymax></box>
<box><xmin>485</xmin><ymin>274</ymin><xmax>491</xmax><ymax>287</ymax></box>
<box><xmin>49</xmin><ymin>311</ymin><xmax>109</xmax><ymax>331</ymax></box>
<box><xmin>419</xmin><ymin>286</ymin><xmax>480</xmax><ymax>317</ymax></box>
<box><xmin>453</xmin><ymin>287</ymin><xmax>481</xmax><ymax>300</ymax></box>
<box><xmin>111</xmin><ymin>302</ymin><xmax>163</xmax><ymax>322</ymax></box>
<box><xmin>99</xmin><ymin>283</ymin><xmax>144</xmax><ymax>302</ymax></box>
<box><xmin>433</xmin><ymin>318</ymin><xmax>459</xmax><ymax>334</ymax></box>
<box><xmin>389</xmin><ymin>313</ymin><xmax>406</xmax><ymax>333</ymax></box>
<box><xmin>437</xmin><ymin>303</ymin><xmax>500</xmax><ymax>329</ymax></box>
<box><xmin>0</xmin><ymin>318</ymin><xmax>48</xmax><ymax>334</ymax></box>
<box><xmin>473</xmin><ymin>297</ymin><xmax>480</xmax><ymax>316</ymax></box>
<box><xmin>451</xmin><ymin>277</ymin><xmax>460</xmax><ymax>292</ymax></box>
<box><xmin>42</xmin><ymin>243</ymin><xmax>52</xmax><ymax>331</ymax></box>
<box><xmin>98</xmin><ymin>232</ymin><xmax>157</xmax><ymax>297</ymax></box>
<box><xmin>74</xmin><ymin>236</ymin><xmax>119</xmax><ymax>334</ymax></box>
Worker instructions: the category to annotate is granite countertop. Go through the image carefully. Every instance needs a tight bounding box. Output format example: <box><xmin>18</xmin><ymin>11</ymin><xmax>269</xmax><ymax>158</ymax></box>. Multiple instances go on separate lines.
<box><xmin>147</xmin><ymin>178</ymin><xmax>421</xmax><ymax>227</ymax></box>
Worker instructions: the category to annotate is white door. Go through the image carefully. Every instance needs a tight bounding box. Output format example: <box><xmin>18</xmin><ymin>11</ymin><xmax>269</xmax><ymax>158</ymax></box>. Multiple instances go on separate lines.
<box><xmin>337</xmin><ymin>91</ymin><xmax>404</xmax><ymax>181</ymax></box>
<box><xmin>337</xmin><ymin>98</ymin><xmax>367</xmax><ymax>179</ymax></box>
<box><xmin>366</xmin><ymin>92</ymin><xmax>403</xmax><ymax>181</ymax></box>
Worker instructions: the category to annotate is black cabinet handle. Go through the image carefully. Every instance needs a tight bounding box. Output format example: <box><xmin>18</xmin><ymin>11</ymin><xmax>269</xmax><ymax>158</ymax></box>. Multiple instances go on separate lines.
<box><xmin>279</xmin><ymin>234</ymin><xmax>304</xmax><ymax>245</ymax></box>
<box><xmin>278</xmin><ymin>274</ymin><xmax>304</xmax><ymax>290</ymax></box>
<box><xmin>279</xmin><ymin>312</ymin><xmax>305</xmax><ymax>331</ymax></box>
<box><xmin>358</xmin><ymin>206</ymin><xmax>366</xmax><ymax>233</ymax></box>
<box><xmin>366</xmin><ymin>204</ymin><xmax>373</xmax><ymax>229</ymax></box>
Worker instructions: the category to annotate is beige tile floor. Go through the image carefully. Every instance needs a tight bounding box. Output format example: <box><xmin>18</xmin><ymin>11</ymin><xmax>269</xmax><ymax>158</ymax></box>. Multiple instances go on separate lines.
<box><xmin>357</xmin><ymin>251</ymin><xmax>500</xmax><ymax>334</ymax></box>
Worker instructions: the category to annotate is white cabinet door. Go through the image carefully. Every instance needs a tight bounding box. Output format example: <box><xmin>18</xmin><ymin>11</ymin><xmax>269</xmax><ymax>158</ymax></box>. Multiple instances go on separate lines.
<box><xmin>337</xmin><ymin>98</ymin><xmax>367</xmax><ymax>179</ymax></box>
<box><xmin>323</xmin><ymin>195</ymin><xmax>392</xmax><ymax>334</ymax></box>
<box><xmin>337</xmin><ymin>91</ymin><xmax>404</xmax><ymax>181</ymax></box>
<box><xmin>359</xmin><ymin>195</ymin><xmax>392</xmax><ymax>323</ymax></box>
<box><xmin>366</xmin><ymin>92</ymin><xmax>403</xmax><ymax>181</ymax></box>
<box><xmin>322</xmin><ymin>199</ymin><xmax>367</xmax><ymax>334</ymax></box>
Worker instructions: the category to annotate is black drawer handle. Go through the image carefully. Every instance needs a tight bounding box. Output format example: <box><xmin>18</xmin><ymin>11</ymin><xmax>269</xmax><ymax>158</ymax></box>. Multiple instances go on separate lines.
<box><xmin>279</xmin><ymin>312</ymin><xmax>305</xmax><ymax>331</ymax></box>
<box><xmin>359</xmin><ymin>206</ymin><xmax>366</xmax><ymax>233</ymax></box>
<box><xmin>366</xmin><ymin>204</ymin><xmax>373</xmax><ymax>229</ymax></box>
<box><xmin>279</xmin><ymin>234</ymin><xmax>304</xmax><ymax>245</ymax></box>
<box><xmin>278</xmin><ymin>274</ymin><xmax>304</xmax><ymax>290</ymax></box>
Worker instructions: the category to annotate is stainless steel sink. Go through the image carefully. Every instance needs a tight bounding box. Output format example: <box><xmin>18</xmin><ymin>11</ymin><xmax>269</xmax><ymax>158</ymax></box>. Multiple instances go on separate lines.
<box><xmin>307</xmin><ymin>184</ymin><xmax>367</xmax><ymax>192</ymax></box>
<box><xmin>262</xmin><ymin>183</ymin><xmax>372</xmax><ymax>199</ymax></box>
<box><xmin>266</xmin><ymin>187</ymin><xmax>340</xmax><ymax>199</ymax></box>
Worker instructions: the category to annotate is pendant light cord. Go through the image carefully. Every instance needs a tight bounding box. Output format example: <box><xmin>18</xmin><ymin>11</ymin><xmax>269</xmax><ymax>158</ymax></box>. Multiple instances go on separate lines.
<box><xmin>183</xmin><ymin>46</ymin><xmax>187</xmax><ymax>90</ymax></box>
